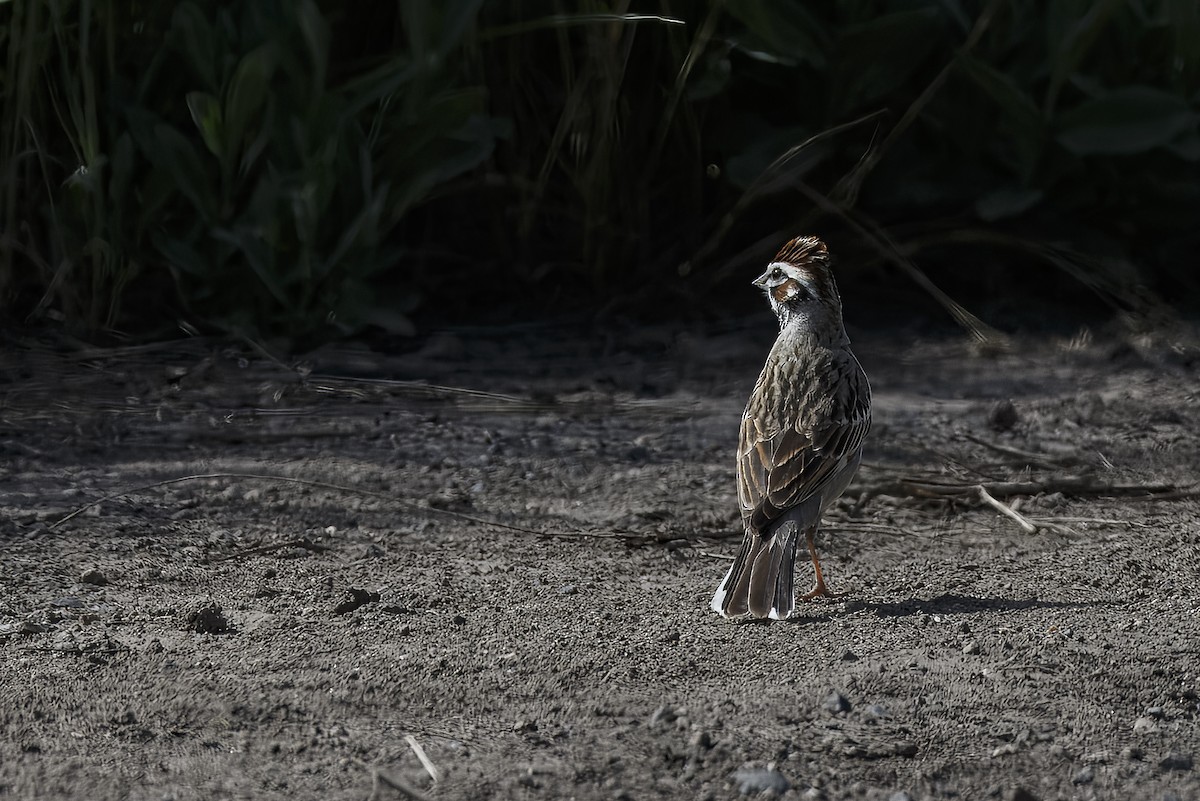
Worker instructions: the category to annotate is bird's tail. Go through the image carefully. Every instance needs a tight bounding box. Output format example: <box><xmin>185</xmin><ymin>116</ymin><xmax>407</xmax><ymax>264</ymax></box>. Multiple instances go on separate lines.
<box><xmin>710</xmin><ymin>527</ymin><xmax>797</xmax><ymax>620</ymax></box>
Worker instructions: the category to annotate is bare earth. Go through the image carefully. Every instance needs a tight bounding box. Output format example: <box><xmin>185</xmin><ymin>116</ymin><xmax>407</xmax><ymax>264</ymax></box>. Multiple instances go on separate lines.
<box><xmin>1</xmin><ymin>321</ymin><xmax>1198</xmax><ymax>801</ymax></box>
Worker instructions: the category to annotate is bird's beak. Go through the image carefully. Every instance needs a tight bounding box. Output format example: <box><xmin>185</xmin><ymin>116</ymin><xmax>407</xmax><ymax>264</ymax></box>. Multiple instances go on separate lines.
<box><xmin>752</xmin><ymin>271</ymin><xmax>770</xmax><ymax>288</ymax></box>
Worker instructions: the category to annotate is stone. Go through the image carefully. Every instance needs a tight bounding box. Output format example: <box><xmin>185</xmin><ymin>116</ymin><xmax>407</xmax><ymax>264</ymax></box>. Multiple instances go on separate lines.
<box><xmin>822</xmin><ymin>691</ymin><xmax>851</xmax><ymax>714</ymax></box>
<box><xmin>731</xmin><ymin>767</ymin><xmax>789</xmax><ymax>796</ymax></box>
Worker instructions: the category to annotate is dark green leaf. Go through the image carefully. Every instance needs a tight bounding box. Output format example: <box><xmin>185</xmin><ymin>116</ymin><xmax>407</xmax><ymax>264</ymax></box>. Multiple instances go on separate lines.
<box><xmin>212</xmin><ymin>226</ymin><xmax>291</xmax><ymax>305</ymax></box>
<box><xmin>724</xmin><ymin>0</ymin><xmax>827</xmax><ymax>68</ymax></box>
<box><xmin>224</xmin><ymin>45</ymin><xmax>275</xmax><ymax>160</ymax></box>
<box><xmin>153</xmin><ymin>124</ymin><xmax>219</xmax><ymax>222</ymax></box>
<box><xmin>108</xmin><ymin>133</ymin><xmax>136</xmax><ymax>208</ymax></box>
<box><xmin>169</xmin><ymin>3</ymin><xmax>218</xmax><ymax>91</ymax></box>
<box><xmin>477</xmin><ymin>12</ymin><xmax>683</xmax><ymax>43</ymax></box>
<box><xmin>292</xmin><ymin>0</ymin><xmax>329</xmax><ymax>87</ymax></box>
<box><xmin>830</xmin><ymin>9</ymin><xmax>944</xmax><ymax>115</ymax></box>
<box><xmin>127</xmin><ymin>109</ymin><xmax>219</xmax><ymax>223</ymax></box>
<box><xmin>956</xmin><ymin>54</ymin><xmax>1044</xmax><ymax>176</ymax></box>
<box><xmin>725</xmin><ymin>122</ymin><xmax>824</xmax><ymax>190</ymax></box>
<box><xmin>687</xmin><ymin>53</ymin><xmax>731</xmax><ymax>102</ymax></box>
<box><xmin>340</xmin><ymin>56</ymin><xmax>419</xmax><ymax>117</ymax></box>
<box><xmin>1044</xmin><ymin>0</ymin><xmax>1126</xmax><ymax>114</ymax></box>
<box><xmin>974</xmin><ymin>188</ymin><xmax>1044</xmax><ymax>221</ymax></box>
<box><xmin>186</xmin><ymin>92</ymin><xmax>223</xmax><ymax>158</ymax></box>
<box><xmin>1056</xmin><ymin>86</ymin><xmax>1198</xmax><ymax>155</ymax></box>
<box><xmin>1167</xmin><ymin>130</ymin><xmax>1200</xmax><ymax>162</ymax></box>
<box><xmin>957</xmin><ymin>55</ymin><xmax>1041</xmax><ymax>135</ymax></box>
<box><xmin>152</xmin><ymin>232</ymin><xmax>208</xmax><ymax>278</ymax></box>
<box><xmin>432</xmin><ymin>0</ymin><xmax>485</xmax><ymax>57</ymax></box>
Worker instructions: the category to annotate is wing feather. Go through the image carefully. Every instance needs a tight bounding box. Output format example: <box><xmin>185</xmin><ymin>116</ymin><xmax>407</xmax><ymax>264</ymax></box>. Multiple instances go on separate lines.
<box><xmin>738</xmin><ymin>347</ymin><xmax>870</xmax><ymax>534</ymax></box>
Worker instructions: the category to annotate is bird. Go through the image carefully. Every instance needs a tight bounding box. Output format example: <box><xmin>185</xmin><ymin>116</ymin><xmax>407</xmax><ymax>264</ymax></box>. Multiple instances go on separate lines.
<box><xmin>710</xmin><ymin>236</ymin><xmax>871</xmax><ymax>620</ymax></box>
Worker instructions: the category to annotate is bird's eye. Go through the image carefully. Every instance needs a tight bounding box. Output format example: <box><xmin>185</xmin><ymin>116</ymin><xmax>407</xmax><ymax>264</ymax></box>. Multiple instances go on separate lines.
<box><xmin>770</xmin><ymin>267</ymin><xmax>784</xmax><ymax>280</ymax></box>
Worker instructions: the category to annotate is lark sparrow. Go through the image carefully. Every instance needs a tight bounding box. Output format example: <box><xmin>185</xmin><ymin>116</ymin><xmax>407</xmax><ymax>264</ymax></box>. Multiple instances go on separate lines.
<box><xmin>710</xmin><ymin>236</ymin><xmax>871</xmax><ymax>620</ymax></box>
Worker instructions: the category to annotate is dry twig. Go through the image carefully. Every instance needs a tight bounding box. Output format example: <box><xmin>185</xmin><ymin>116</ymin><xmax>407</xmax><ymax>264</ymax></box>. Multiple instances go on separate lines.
<box><xmin>963</xmin><ymin>434</ymin><xmax>1080</xmax><ymax>469</ymax></box>
<box><xmin>405</xmin><ymin>735</ymin><xmax>441</xmax><ymax>784</ymax></box>
<box><xmin>355</xmin><ymin>758</ymin><xmax>432</xmax><ymax>801</ymax></box>
<box><xmin>860</xmin><ymin>472</ymin><xmax>1191</xmax><ymax>501</ymax></box>
<box><xmin>977</xmin><ymin>485</ymin><xmax>1039</xmax><ymax>534</ymax></box>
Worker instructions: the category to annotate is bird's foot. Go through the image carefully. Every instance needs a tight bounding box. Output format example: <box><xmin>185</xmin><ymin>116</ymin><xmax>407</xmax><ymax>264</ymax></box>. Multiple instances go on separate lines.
<box><xmin>799</xmin><ymin>581</ymin><xmax>847</xmax><ymax>601</ymax></box>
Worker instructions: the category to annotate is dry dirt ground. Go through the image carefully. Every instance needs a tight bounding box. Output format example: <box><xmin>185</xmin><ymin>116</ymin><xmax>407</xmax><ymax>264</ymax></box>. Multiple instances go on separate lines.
<box><xmin>2</xmin><ymin>320</ymin><xmax>1199</xmax><ymax>801</ymax></box>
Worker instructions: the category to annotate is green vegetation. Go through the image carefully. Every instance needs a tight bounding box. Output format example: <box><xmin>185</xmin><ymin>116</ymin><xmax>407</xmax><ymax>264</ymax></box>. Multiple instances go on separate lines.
<box><xmin>1</xmin><ymin>1</ymin><xmax>1197</xmax><ymax>342</ymax></box>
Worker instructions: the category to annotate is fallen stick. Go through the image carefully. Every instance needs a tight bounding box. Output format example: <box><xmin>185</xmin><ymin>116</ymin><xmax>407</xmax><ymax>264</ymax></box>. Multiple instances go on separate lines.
<box><xmin>977</xmin><ymin>485</ymin><xmax>1039</xmax><ymax>534</ymax></box>
<box><xmin>355</xmin><ymin>758</ymin><xmax>431</xmax><ymax>801</ymax></box>
<box><xmin>963</xmin><ymin>434</ymin><xmax>1080</xmax><ymax>468</ymax></box>
<box><xmin>861</xmin><ymin>473</ymin><xmax>1191</xmax><ymax>500</ymax></box>
<box><xmin>405</xmin><ymin>735</ymin><xmax>441</xmax><ymax>784</ymax></box>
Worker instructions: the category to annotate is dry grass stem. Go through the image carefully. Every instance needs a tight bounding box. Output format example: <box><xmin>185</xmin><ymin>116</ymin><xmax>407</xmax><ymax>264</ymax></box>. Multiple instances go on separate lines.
<box><xmin>977</xmin><ymin>485</ymin><xmax>1040</xmax><ymax>534</ymax></box>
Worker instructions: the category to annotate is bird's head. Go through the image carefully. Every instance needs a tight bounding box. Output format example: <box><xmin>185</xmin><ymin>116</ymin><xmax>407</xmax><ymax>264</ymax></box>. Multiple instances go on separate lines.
<box><xmin>753</xmin><ymin>236</ymin><xmax>844</xmax><ymax>333</ymax></box>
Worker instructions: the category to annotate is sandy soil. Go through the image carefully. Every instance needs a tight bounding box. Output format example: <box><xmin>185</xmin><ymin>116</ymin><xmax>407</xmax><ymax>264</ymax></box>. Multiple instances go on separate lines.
<box><xmin>1</xmin><ymin>320</ymin><xmax>1199</xmax><ymax>801</ymax></box>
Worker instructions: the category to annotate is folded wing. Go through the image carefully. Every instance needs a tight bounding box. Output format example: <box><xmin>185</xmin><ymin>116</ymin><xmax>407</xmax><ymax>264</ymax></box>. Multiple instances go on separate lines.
<box><xmin>737</xmin><ymin>353</ymin><xmax>870</xmax><ymax>534</ymax></box>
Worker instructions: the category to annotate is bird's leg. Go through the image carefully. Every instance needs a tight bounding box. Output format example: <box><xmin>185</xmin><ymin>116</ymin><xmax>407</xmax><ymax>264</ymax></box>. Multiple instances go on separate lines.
<box><xmin>798</xmin><ymin>527</ymin><xmax>846</xmax><ymax>600</ymax></box>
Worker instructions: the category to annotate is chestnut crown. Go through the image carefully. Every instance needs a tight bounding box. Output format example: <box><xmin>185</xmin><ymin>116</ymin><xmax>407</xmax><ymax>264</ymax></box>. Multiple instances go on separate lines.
<box><xmin>752</xmin><ymin>236</ymin><xmax>845</xmax><ymax>337</ymax></box>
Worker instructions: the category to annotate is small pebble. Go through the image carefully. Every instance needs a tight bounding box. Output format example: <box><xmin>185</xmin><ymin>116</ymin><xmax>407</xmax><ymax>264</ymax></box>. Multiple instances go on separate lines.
<box><xmin>992</xmin><ymin>743</ymin><xmax>1019</xmax><ymax>757</ymax></box>
<box><xmin>962</xmin><ymin>640</ymin><xmax>981</xmax><ymax>655</ymax></box>
<box><xmin>79</xmin><ymin>568</ymin><xmax>107</xmax><ymax>586</ymax></box>
<box><xmin>184</xmin><ymin>602</ymin><xmax>230</xmax><ymax>634</ymax></box>
<box><xmin>332</xmin><ymin>588</ymin><xmax>380</xmax><ymax>615</ymax></box>
<box><xmin>988</xmin><ymin>399</ymin><xmax>1019</xmax><ymax>432</ymax></box>
<box><xmin>731</xmin><ymin>767</ymin><xmax>789</xmax><ymax>796</ymax></box>
<box><xmin>558</xmin><ymin>585</ymin><xmax>578</xmax><ymax>596</ymax></box>
<box><xmin>51</xmin><ymin>631</ymin><xmax>80</xmax><ymax>652</ymax></box>
<box><xmin>1121</xmin><ymin>746</ymin><xmax>1143</xmax><ymax>761</ymax></box>
<box><xmin>1005</xmin><ymin>788</ymin><xmax>1041</xmax><ymax>801</ymax></box>
<box><xmin>822</xmin><ymin>691</ymin><xmax>851</xmax><ymax>714</ymax></box>
<box><xmin>624</xmin><ymin>445</ymin><xmax>650</xmax><ymax>463</ymax></box>
<box><xmin>1133</xmin><ymin>717</ymin><xmax>1159</xmax><ymax>734</ymax></box>
<box><xmin>839</xmin><ymin>649</ymin><xmax>858</xmax><ymax>662</ymax></box>
<box><xmin>1158</xmin><ymin>752</ymin><xmax>1193</xmax><ymax>772</ymax></box>
<box><xmin>1071</xmin><ymin>766</ymin><xmax>1094</xmax><ymax>785</ymax></box>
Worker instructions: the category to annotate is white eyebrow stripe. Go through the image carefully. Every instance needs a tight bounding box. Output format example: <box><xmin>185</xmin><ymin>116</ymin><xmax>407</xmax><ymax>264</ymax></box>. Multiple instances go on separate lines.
<box><xmin>767</xmin><ymin>262</ymin><xmax>816</xmax><ymax>292</ymax></box>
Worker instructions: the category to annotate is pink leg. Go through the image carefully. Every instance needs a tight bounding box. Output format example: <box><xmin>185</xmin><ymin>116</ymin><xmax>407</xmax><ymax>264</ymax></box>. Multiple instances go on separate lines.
<box><xmin>798</xmin><ymin>528</ymin><xmax>846</xmax><ymax>600</ymax></box>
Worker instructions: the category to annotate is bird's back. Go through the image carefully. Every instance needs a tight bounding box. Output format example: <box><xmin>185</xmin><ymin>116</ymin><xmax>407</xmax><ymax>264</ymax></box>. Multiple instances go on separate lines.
<box><xmin>737</xmin><ymin>329</ymin><xmax>870</xmax><ymax>535</ymax></box>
